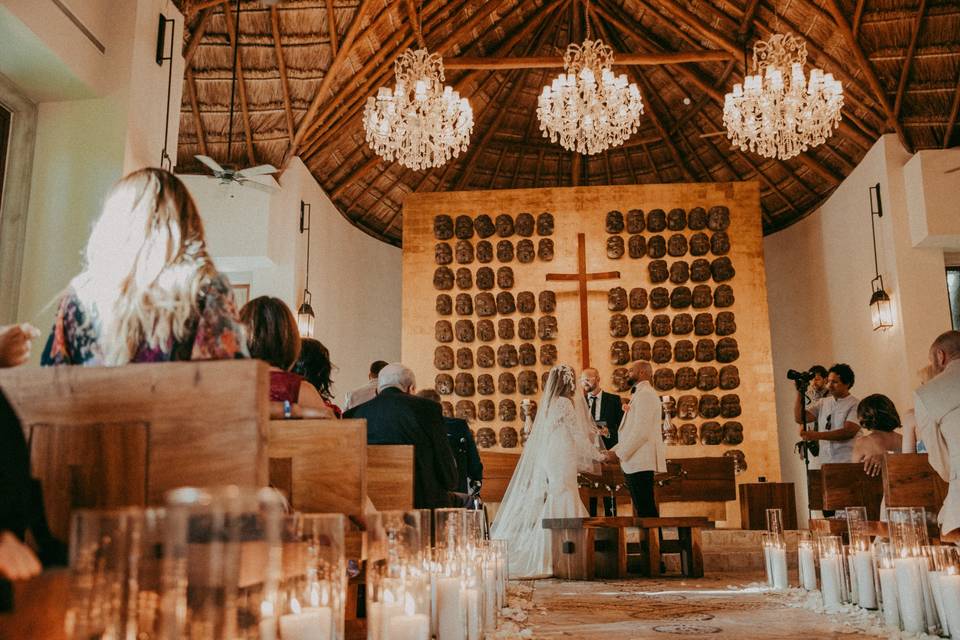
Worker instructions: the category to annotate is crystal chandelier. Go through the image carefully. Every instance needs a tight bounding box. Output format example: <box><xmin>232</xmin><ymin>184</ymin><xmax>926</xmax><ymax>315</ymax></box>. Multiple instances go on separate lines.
<box><xmin>537</xmin><ymin>36</ymin><xmax>644</xmax><ymax>155</ymax></box>
<box><xmin>723</xmin><ymin>33</ymin><xmax>843</xmax><ymax>160</ymax></box>
<box><xmin>363</xmin><ymin>48</ymin><xmax>473</xmax><ymax>170</ymax></box>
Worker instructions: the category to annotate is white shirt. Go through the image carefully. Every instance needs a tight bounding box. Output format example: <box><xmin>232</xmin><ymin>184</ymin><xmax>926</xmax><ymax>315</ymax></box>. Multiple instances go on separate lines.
<box><xmin>586</xmin><ymin>390</ymin><xmax>602</xmax><ymax>421</ymax></box>
<box><xmin>343</xmin><ymin>379</ymin><xmax>378</xmax><ymax>412</ymax></box>
<box><xmin>915</xmin><ymin>359</ymin><xmax>960</xmax><ymax>534</ymax></box>
<box><xmin>807</xmin><ymin>394</ymin><xmax>860</xmax><ymax>466</ymax></box>
<box><xmin>612</xmin><ymin>381</ymin><xmax>666</xmax><ymax>474</ymax></box>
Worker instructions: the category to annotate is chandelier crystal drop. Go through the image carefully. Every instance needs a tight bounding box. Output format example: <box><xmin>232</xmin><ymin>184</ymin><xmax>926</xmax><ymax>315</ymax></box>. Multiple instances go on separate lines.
<box><xmin>363</xmin><ymin>48</ymin><xmax>474</xmax><ymax>170</ymax></box>
<box><xmin>537</xmin><ymin>39</ymin><xmax>644</xmax><ymax>155</ymax></box>
<box><xmin>723</xmin><ymin>33</ymin><xmax>843</xmax><ymax>160</ymax></box>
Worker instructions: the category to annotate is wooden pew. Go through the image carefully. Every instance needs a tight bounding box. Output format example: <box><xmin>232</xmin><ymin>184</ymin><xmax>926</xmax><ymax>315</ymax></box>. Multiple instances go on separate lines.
<box><xmin>882</xmin><ymin>452</ymin><xmax>948</xmax><ymax>515</ymax></box>
<box><xmin>807</xmin><ymin>469</ymin><xmax>824</xmax><ymax>512</ymax></box>
<box><xmin>820</xmin><ymin>463</ymin><xmax>885</xmax><ymax>521</ymax></box>
<box><xmin>366</xmin><ymin>445</ymin><xmax>415</xmax><ymax>511</ymax></box>
<box><xmin>478</xmin><ymin>451</ymin><xmax>521</xmax><ymax>502</ymax></box>
<box><xmin>0</xmin><ymin>360</ymin><xmax>270</xmax><ymax>540</ymax></box>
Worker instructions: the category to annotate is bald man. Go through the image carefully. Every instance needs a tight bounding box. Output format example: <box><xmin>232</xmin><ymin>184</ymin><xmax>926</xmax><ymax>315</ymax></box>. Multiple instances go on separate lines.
<box><xmin>581</xmin><ymin>367</ymin><xmax>624</xmax><ymax>515</ymax></box>
<box><xmin>607</xmin><ymin>361</ymin><xmax>666</xmax><ymax>517</ymax></box>
<box><xmin>916</xmin><ymin>330</ymin><xmax>960</xmax><ymax>537</ymax></box>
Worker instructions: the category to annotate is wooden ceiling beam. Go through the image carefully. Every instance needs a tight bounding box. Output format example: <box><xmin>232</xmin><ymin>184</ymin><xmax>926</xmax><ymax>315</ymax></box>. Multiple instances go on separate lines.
<box><xmin>442</xmin><ymin>50</ymin><xmax>735</xmax><ymax>69</ymax></box>
<box><xmin>643</xmin><ymin>143</ymin><xmax>663</xmax><ymax>182</ymax></box>
<box><xmin>330</xmin><ymin>155</ymin><xmax>382</xmax><ymax>200</ymax></box>
<box><xmin>623</xmin><ymin>147</ymin><xmax>639</xmax><ymax>184</ymax></box>
<box><xmin>852</xmin><ymin>0</ymin><xmax>866</xmax><ymax>39</ymax></box>
<box><xmin>894</xmin><ymin>0</ymin><xmax>927</xmax><ymax>120</ymax></box>
<box><xmin>403</xmin><ymin>0</ymin><xmax>428</xmax><ymax>49</ymax></box>
<box><xmin>488</xmin><ymin>147</ymin><xmax>508</xmax><ymax>187</ymax></box>
<box><xmin>284</xmin><ymin>0</ymin><xmax>375</xmax><ymax>165</ymax></box>
<box><xmin>186</xmin><ymin>0</ymin><xmax>223</xmax><ymax>19</ymax></box>
<box><xmin>642</xmin><ymin>0</ymin><xmax>741</xmax><ymax>57</ymax></box>
<box><xmin>737</xmin><ymin>0</ymin><xmax>761</xmax><ymax>42</ymax></box>
<box><xmin>533</xmin><ymin>148</ymin><xmax>546</xmax><ymax>187</ymax></box>
<box><xmin>185</xmin><ymin>68</ymin><xmax>208</xmax><ymax>157</ymax></box>
<box><xmin>945</xmin><ymin>71</ymin><xmax>960</xmax><ymax>148</ymax></box>
<box><xmin>183</xmin><ymin>7</ymin><xmax>213</xmax><ymax>67</ymax></box>
<box><xmin>270</xmin><ymin>7</ymin><xmax>295</xmax><ymax>142</ymax></box>
<box><xmin>325</xmin><ymin>0</ymin><xmax>339</xmax><ymax>56</ymax></box>
<box><xmin>823</xmin><ymin>0</ymin><xmax>912</xmax><ymax>153</ymax></box>
<box><xmin>510</xmin><ymin>149</ymin><xmax>525</xmax><ymax>188</ymax></box>
<box><xmin>222</xmin><ymin>1</ymin><xmax>256</xmax><ymax>166</ymax></box>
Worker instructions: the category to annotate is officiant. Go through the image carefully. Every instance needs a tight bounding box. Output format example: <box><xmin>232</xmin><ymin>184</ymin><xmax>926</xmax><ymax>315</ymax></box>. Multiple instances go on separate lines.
<box><xmin>581</xmin><ymin>367</ymin><xmax>624</xmax><ymax>516</ymax></box>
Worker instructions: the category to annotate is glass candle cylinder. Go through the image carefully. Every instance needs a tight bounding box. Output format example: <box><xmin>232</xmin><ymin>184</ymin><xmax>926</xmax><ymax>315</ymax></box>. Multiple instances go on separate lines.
<box><xmin>875</xmin><ymin>542</ymin><xmax>901</xmax><ymax>629</ymax></box>
<box><xmin>277</xmin><ymin>513</ymin><xmax>346</xmax><ymax>640</ymax></box>
<box><xmin>768</xmin><ymin>537</ymin><xmax>788</xmax><ymax>590</ymax></box>
<box><xmin>844</xmin><ymin>545</ymin><xmax>858</xmax><ymax>605</ymax></box>
<box><xmin>765</xmin><ymin>508</ymin><xmax>784</xmax><ymax>537</ymax></box>
<box><xmin>818</xmin><ymin>536</ymin><xmax>845</xmax><ymax>610</ymax></box>
<box><xmin>933</xmin><ymin>546</ymin><xmax>960</xmax><ymax>638</ymax></box>
<box><xmin>478</xmin><ymin>543</ymin><xmax>498</xmax><ymax>632</ymax></box>
<box><xmin>464</xmin><ymin>510</ymin><xmax>486</xmax><ymax>551</ymax></box>
<box><xmin>797</xmin><ymin>531</ymin><xmax>817</xmax><ymax>591</ymax></box>
<box><xmin>489</xmin><ymin>539</ymin><xmax>508</xmax><ymax>611</ymax></box>
<box><xmin>366</xmin><ymin>511</ymin><xmax>429</xmax><ymax>640</ymax></box>
<box><xmin>917</xmin><ymin>547</ymin><xmax>941</xmax><ymax>636</ymax></box>
<box><xmin>161</xmin><ymin>486</ymin><xmax>284</xmax><ymax>640</ymax></box>
<box><xmin>65</xmin><ymin>507</ymin><xmax>165</xmax><ymax>640</ymax></box>
<box><xmin>433</xmin><ymin>509</ymin><xmax>467</xmax><ymax>640</ymax></box>
<box><xmin>760</xmin><ymin>532</ymin><xmax>774</xmax><ymax>587</ymax></box>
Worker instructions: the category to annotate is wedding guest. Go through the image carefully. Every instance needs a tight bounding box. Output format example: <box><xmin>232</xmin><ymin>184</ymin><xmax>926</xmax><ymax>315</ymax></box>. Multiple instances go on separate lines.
<box><xmin>293</xmin><ymin>338</ymin><xmax>342</xmax><ymax>418</ymax></box>
<box><xmin>581</xmin><ymin>367</ymin><xmax>624</xmax><ymax>516</ymax></box>
<box><xmin>342</xmin><ymin>360</ymin><xmax>389</xmax><ymax>411</ymax></box>
<box><xmin>41</xmin><ymin>168</ymin><xmax>247</xmax><ymax>366</ymax></box>
<box><xmin>854</xmin><ymin>394</ymin><xmax>903</xmax><ymax>477</ymax></box>
<box><xmin>344</xmin><ymin>364</ymin><xmax>458</xmax><ymax>509</ymax></box>
<box><xmin>902</xmin><ymin>365</ymin><xmax>936</xmax><ymax>454</ymax></box>
<box><xmin>418</xmin><ymin>389</ymin><xmax>483</xmax><ymax>494</ymax></box>
<box><xmin>240</xmin><ymin>297</ymin><xmax>333</xmax><ymax>419</ymax></box>
<box><xmin>915</xmin><ymin>330</ymin><xmax>960</xmax><ymax>538</ymax></box>
<box><xmin>607</xmin><ymin>361</ymin><xmax>664</xmax><ymax>517</ymax></box>
<box><xmin>806</xmin><ymin>365</ymin><xmax>829</xmax><ymax>405</ymax></box>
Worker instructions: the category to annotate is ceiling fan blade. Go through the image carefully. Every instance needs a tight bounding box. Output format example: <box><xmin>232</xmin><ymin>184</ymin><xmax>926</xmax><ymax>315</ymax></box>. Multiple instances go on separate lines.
<box><xmin>195</xmin><ymin>155</ymin><xmax>225</xmax><ymax>174</ymax></box>
<box><xmin>237</xmin><ymin>164</ymin><xmax>278</xmax><ymax>178</ymax></box>
<box><xmin>239</xmin><ymin>179</ymin><xmax>278</xmax><ymax>194</ymax></box>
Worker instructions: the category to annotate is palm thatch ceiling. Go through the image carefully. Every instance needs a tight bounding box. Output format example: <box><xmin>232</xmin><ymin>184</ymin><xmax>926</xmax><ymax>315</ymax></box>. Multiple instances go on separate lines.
<box><xmin>174</xmin><ymin>0</ymin><xmax>960</xmax><ymax>247</ymax></box>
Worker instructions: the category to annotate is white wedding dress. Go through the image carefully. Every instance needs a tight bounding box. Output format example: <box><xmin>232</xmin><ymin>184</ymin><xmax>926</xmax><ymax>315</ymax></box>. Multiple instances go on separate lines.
<box><xmin>490</xmin><ymin>365</ymin><xmax>603</xmax><ymax>578</ymax></box>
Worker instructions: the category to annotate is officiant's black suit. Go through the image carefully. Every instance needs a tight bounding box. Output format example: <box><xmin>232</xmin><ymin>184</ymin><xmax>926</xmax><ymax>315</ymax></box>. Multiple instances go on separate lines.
<box><xmin>586</xmin><ymin>390</ymin><xmax>624</xmax><ymax>516</ymax></box>
<box><xmin>344</xmin><ymin>386</ymin><xmax>459</xmax><ymax>509</ymax></box>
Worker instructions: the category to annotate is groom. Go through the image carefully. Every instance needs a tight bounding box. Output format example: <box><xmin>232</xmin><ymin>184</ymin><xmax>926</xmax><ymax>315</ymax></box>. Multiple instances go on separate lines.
<box><xmin>581</xmin><ymin>368</ymin><xmax>624</xmax><ymax>516</ymax></box>
<box><xmin>607</xmin><ymin>361</ymin><xmax>666</xmax><ymax>517</ymax></box>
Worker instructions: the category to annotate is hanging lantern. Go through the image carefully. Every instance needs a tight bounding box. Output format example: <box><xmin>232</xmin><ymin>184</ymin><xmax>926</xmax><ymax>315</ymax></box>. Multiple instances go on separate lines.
<box><xmin>298</xmin><ymin>201</ymin><xmax>315</xmax><ymax>337</ymax></box>
<box><xmin>868</xmin><ymin>184</ymin><xmax>893</xmax><ymax>332</ymax></box>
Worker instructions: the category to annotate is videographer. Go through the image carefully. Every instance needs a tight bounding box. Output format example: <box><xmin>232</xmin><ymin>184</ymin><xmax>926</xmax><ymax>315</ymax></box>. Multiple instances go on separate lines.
<box><xmin>794</xmin><ymin>363</ymin><xmax>861</xmax><ymax>473</ymax></box>
<box><xmin>807</xmin><ymin>365</ymin><xmax>829</xmax><ymax>405</ymax></box>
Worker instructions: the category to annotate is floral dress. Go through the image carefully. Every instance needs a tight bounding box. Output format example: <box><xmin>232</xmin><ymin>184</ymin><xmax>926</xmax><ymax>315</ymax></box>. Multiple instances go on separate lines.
<box><xmin>41</xmin><ymin>273</ymin><xmax>248</xmax><ymax>365</ymax></box>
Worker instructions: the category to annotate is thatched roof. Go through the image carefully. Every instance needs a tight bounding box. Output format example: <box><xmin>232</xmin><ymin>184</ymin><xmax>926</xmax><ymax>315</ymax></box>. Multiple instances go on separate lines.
<box><xmin>175</xmin><ymin>0</ymin><xmax>960</xmax><ymax>247</ymax></box>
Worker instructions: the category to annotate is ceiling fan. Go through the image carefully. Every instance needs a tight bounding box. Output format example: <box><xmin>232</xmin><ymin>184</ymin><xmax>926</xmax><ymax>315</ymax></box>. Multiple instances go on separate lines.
<box><xmin>195</xmin><ymin>155</ymin><xmax>278</xmax><ymax>192</ymax></box>
<box><xmin>194</xmin><ymin>0</ymin><xmax>278</xmax><ymax>193</ymax></box>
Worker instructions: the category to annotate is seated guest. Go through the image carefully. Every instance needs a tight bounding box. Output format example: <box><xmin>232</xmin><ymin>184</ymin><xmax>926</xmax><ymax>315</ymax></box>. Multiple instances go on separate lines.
<box><xmin>293</xmin><ymin>338</ymin><xmax>342</xmax><ymax>418</ymax></box>
<box><xmin>41</xmin><ymin>168</ymin><xmax>247</xmax><ymax>365</ymax></box>
<box><xmin>916</xmin><ymin>330</ymin><xmax>960</xmax><ymax>538</ymax></box>
<box><xmin>902</xmin><ymin>365</ymin><xmax>936</xmax><ymax>454</ymax></box>
<box><xmin>240</xmin><ymin>297</ymin><xmax>333</xmax><ymax>419</ymax></box>
<box><xmin>417</xmin><ymin>389</ymin><xmax>483</xmax><ymax>494</ymax></box>
<box><xmin>344</xmin><ymin>364</ymin><xmax>458</xmax><ymax>509</ymax></box>
<box><xmin>854</xmin><ymin>394</ymin><xmax>903</xmax><ymax>477</ymax></box>
<box><xmin>343</xmin><ymin>360</ymin><xmax>389</xmax><ymax>411</ymax></box>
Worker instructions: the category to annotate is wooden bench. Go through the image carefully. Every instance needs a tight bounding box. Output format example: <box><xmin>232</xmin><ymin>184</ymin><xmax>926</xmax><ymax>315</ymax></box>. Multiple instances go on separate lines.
<box><xmin>542</xmin><ymin>516</ymin><xmax>711</xmax><ymax>580</ymax></box>
<box><xmin>821</xmin><ymin>463</ymin><xmax>884</xmax><ymax>521</ymax></box>
<box><xmin>366</xmin><ymin>444</ymin><xmax>415</xmax><ymax>510</ymax></box>
<box><xmin>478</xmin><ymin>450</ymin><xmax>520</xmax><ymax>503</ymax></box>
<box><xmin>882</xmin><ymin>452</ymin><xmax>948</xmax><ymax>516</ymax></box>
<box><xmin>0</xmin><ymin>360</ymin><xmax>271</xmax><ymax>540</ymax></box>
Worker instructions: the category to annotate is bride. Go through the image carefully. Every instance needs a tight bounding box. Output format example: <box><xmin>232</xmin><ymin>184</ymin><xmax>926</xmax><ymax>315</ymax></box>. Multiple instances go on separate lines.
<box><xmin>490</xmin><ymin>364</ymin><xmax>611</xmax><ymax>578</ymax></box>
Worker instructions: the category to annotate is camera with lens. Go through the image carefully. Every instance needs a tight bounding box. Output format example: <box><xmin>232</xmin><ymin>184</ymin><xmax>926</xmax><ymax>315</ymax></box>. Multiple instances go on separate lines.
<box><xmin>787</xmin><ymin>368</ymin><xmax>814</xmax><ymax>392</ymax></box>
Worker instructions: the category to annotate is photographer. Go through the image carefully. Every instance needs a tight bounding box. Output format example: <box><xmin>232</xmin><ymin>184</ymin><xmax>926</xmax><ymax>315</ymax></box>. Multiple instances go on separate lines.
<box><xmin>806</xmin><ymin>365</ymin><xmax>829</xmax><ymax>405</ymax></box>
<box><xmin>794</xmin><ymin>363</ymin><xmax>861</xmax><ymax>472</ymax></box>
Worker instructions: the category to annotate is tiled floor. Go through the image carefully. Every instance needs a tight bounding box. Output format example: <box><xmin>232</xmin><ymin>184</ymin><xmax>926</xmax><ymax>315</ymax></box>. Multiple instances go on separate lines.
<box><xmin>517</xmin><ymin>573</ymin><xmax>890</xmax><ymax>639</ymax></box>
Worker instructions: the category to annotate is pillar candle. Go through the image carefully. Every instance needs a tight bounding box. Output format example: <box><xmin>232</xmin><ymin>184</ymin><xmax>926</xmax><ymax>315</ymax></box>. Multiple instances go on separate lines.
<box><xmin>387</xmin><ymin>613</ymin><xmax>430</xmax><ymax>640</ymax></box>
<box><xmin>820</xmin><ymin>554</ymin><xmax>843</xmax><ymax>609</ymax></box>
<box><xmin>798</xmin><ymin>546</ymin><xmax>817</xmax><ymax>591</ymax></box>
<box><xmin>894</xmin><ymin>557</ymin><xmax>926</xmax><ymax>633</ymax></box>
<box><xmin>430</xmin><ymin>572</ymin><xmax>438</xmax><ymax>637</ymax></box>
<box><xmin>259</xmin><ymin>616</ymin><xmax>277</xmax><ymax>640</ymax></box>
<box><xmin>938</xmin><ymin>573</ymin><xmax>960</xmax><ymax>638</ymax></box>
<box><xmin>465</xmin><ymin>587</ymin><xmax>482</xmax><ymax>640</ymax></box>
<box><xmin>436</xmin><ymin>576</ymin><xmax>465</xmax><ymax>640</ymax></box>
<box><xmin>763</xmin><ymin>544</ymin><xmax>773</xmax><ymax>587</ymax></box>
<box><xmin>483</xmin><ymin>566</ymin><xmax>497</xmax><ymax>630</ymax></box>
<box><xmin>853</xmin><ymin>551</ymin><xmax>877</xmax><ymax>610</ymax></box>
<box><xmin>878</xmin><ymin>567</ymin><xmax>901</xmax><ymax>628</ymax></box>
<box><xmin>280</xmin><ymin>607</ymin><xmax>332</xmax><ymax>640</ymax></box>
<box><xmin>929</xmin><ymin>571</ymin><xmax>949</xmax><ymax>637</ymax></box>
<box><xmin>847</xmin><ymin>553</ymin><xmax>859</xmax><ymax>605</ymax></box>
<box><xmin>770</xmin><ymin>546</ymin><xmax>788</xmax><ymax>590</ymax></box>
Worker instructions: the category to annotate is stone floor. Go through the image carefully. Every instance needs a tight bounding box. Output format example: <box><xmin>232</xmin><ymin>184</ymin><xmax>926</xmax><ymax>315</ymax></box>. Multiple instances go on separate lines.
<box><xmin>505</xmin><ymin>573</ymin><xmax>893</xmax><ymax>639</ymax></box>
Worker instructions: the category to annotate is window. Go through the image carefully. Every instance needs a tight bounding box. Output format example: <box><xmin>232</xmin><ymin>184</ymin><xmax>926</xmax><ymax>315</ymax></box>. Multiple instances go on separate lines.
<box><xmin>948</xmin><ymin>267</ymin><xmax>960</xmax><ymax>331</ymax></box>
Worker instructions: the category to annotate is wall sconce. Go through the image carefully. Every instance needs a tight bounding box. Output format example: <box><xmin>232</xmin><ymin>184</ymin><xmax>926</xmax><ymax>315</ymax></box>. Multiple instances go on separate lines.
<box><xmin>297</xmin><ymin>200</ymin><xmax>315</xmax><ymax>337</ymax></box>
<box><xmin>868</xmin><ymin>183</ymin><xmax>893</xmax><ymax>331</ymax></box>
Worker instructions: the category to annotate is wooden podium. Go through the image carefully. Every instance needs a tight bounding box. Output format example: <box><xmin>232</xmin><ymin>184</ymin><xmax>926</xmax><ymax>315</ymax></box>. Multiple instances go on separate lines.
<box><xmin>738</xmin><ymin>482</ymin><xmax>797</xmax><ymax>530</ymax></box>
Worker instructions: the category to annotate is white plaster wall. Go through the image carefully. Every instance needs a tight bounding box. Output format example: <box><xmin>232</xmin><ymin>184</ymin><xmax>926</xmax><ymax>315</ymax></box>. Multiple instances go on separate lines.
<box><xmin>904</xmin><ymin>148</ymin><xmax>960</xmax><ymax>247</ymax></box>
<box><xmin>764</xmin><ymin>135</ymin><xmax>954</xmax><ymax>526</ymax></box>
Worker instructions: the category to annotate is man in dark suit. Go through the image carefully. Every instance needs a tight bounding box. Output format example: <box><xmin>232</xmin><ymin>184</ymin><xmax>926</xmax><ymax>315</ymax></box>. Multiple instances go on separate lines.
<box><xmin>344</xmin><ymin>363</ymin><xmax>459</xmax><ymax>509</ymax></box>
<box><xmin>581</xmin><ymin>367</ymin><xmax>624</xmax><ymax>516</ymax></box>
<box><xmin>417</xmin><ymin>389</ymin><xmax>483</xmax><ymax>494</ymax></box>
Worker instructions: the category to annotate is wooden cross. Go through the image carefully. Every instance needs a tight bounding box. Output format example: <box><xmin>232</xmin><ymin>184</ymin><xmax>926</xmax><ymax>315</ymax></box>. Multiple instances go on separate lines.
<box><xmin>546</xmin><ymin>233</ymin><xmax>621</xmax><ymax>369</ymax></box>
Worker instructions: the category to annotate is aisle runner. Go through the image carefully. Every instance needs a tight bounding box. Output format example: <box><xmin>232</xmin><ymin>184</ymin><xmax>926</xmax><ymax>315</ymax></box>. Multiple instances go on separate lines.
<box><xmin>516</xmin><ymin>576</ymin><xmax>900</xmax><ymax>639</ymax></box>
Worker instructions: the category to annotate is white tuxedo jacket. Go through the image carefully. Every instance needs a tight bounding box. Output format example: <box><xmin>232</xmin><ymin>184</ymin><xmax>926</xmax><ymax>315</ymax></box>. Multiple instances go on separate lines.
<box><xmin>612</xmin><ymin>381</ymin><xmax>666</xmax><ymax>474</ymax></box>
<box><xmin>916</xmin><ymin>359</ymin><xmax>960</xmax><ymax>535</ymax></box>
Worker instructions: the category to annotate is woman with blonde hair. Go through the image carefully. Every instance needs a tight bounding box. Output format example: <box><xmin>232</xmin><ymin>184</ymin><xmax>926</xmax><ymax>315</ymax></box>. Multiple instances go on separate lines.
<box><xmin>41</xmin><ymin>168</ymin><xmax>247</xmax><ymax>365</ymax></box>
